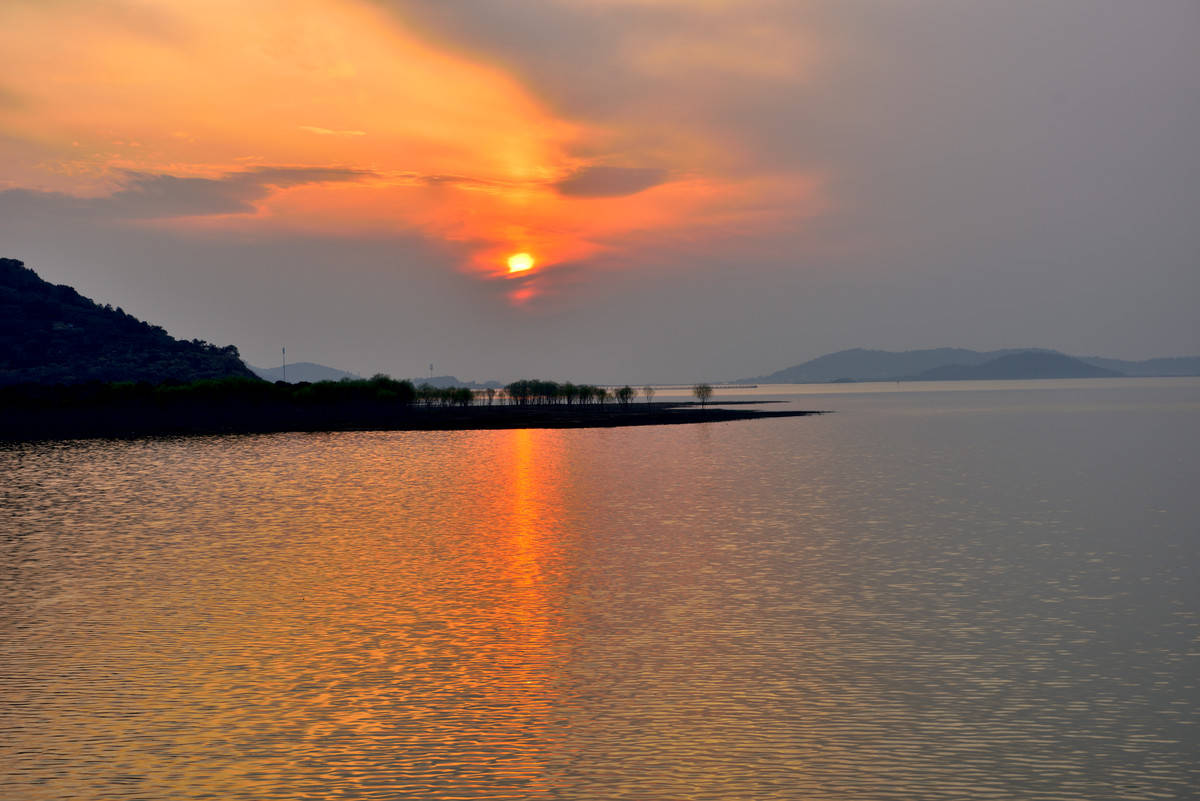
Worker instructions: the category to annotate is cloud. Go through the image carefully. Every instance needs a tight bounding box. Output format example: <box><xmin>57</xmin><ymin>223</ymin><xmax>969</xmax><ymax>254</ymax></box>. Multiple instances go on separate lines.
<box><xmin>299</xmin><ymin>125</ymin><xmax>367</xmax><ymax>137</ymax></box>
<box><xmin>0</xmin><ymin>167</ymin><xmax>371</xmax><ymax>220</ymax></box>
<box><xmin>416</xmin><ymin>173</ymin><xmax>506</xmax><ymax>189</ymax></box>
<box><xmin>554</xmin><ymin>166</ymin><xmax>669</xmax><ymax>197</ymax></box>
<box><xmin>0</xmin><ymin>84</ymin><xmax>24</xmax><ymax>109</ymax></box>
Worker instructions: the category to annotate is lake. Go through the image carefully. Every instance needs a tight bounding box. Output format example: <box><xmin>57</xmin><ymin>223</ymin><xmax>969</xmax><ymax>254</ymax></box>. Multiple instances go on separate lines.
<box><xmin>2</xmin><ymin>378</ymin><xmax>1197</xmax><ymax>799</ymax></box>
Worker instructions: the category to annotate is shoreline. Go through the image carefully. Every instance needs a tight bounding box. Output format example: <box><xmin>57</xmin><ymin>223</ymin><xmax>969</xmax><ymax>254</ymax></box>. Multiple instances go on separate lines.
<box><xmin>1</xmin><ymin>401</ymin><xmax>827</xmax><ymax>442</ymax></box>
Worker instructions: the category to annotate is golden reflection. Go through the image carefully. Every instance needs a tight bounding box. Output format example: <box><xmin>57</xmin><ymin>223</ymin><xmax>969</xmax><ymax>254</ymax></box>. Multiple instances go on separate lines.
<box><xmin>463</xmin><ymin>427</ymin><xmax>568</xmax><ymax>792</ymax></box>
<box><xmin>496</xmin><ymin>428</ymin><xmax>570</xmax><ymax>681</ymax></box>
<box><xmin>77</xmin><ymin>431</ymin><xmax>577</xmax><ymax>797</ymax></box>
<box><xmin>507</xmin><ymin>427</ymin><xmax>542</xmax><ymax>586</ymax></box>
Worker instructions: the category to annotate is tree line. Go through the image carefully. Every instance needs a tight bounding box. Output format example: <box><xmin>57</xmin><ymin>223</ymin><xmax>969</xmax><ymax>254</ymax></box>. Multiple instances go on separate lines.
<box><xmin>1</xmin><ymin>374</ymin><xmax>718</xmax><ymax>413</ymax></box>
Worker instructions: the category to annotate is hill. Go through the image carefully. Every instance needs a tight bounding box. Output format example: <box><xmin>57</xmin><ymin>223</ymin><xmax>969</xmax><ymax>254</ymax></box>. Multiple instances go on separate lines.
<box><xmin>1076</xmin><ymin>355</ymin><xmax>1200</xmax><ymax>377</ymax></box>
<box><xmin>744</xmin><ymin>346</ymin><xmax>1198</xmax><ymax>384</ymax></box>
<box><xmin>0</xmin><ymin>257</ymin><xmax>257</xmax><ymax>386</ymax></box>
<box><xmin>908</xmin><ymin>351</ymin><xmax>1124</xmax><ymax>381</ymax></box>
<box><xmin>251</xmin><ymin>362</ymin><xmax>361</xmax><ymax>383</ymax></box>
<box><xmin>741</xmin><ymin>347</ymin><xmax>1042</xmax><ymax>383</ymax></box>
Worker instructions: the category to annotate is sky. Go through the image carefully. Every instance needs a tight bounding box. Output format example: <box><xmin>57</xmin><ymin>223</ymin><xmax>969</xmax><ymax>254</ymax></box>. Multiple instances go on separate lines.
<box><xmin>1</xmin><ymin>0</ymin><xmax>1197</xmax><ymax>384</ymax></box>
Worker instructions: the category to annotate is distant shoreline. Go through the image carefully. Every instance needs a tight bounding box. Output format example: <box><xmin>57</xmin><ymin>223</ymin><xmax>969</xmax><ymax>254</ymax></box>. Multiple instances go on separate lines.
<box><xmin>0</xmin><ymin>401</ymin><xmax>826</xmax><ymax>442</ymax></box>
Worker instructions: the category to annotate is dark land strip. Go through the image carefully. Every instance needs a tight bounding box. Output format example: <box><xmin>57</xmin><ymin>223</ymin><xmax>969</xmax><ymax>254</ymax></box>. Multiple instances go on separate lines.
<box><xmin>1</xmin><ymin>400</ymin><xmax>827</xmax><ymax>441</ymax></box>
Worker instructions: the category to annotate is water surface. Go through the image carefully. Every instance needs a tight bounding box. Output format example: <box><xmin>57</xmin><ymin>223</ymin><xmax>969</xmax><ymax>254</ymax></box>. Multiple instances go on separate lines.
<box><xmin>2</xmin><ymin>378</ymin><xmax>1198</xmax><ymax>799</ymax></box>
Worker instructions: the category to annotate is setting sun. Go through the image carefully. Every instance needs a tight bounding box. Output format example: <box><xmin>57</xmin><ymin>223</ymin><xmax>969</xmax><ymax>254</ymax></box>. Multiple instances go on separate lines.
<box><xmin>507</xmin><ymin>252</ymin><xmax>535</xmax><ymax>273</ymax></box>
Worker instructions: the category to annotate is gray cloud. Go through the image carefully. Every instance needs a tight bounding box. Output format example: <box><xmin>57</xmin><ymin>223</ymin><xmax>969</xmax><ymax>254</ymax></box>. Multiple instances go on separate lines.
<box><xmin>0</xmin><ymin>84</ymin><xmax>24</xmax><ymax>109</ymax></box>
<box><xmin>417</xmin><ymin>173</ymin><xmax>503</xmax><ymax>189</ymax></box>
<box><xmin>554</xmin><ymin>166</ymin><xmax>668</xmax><ymax>197</ymax></box>
<box><xmin>0</xmin><ymin>167</ymin><xmax>371</xmax><ymax>220</ymax></box>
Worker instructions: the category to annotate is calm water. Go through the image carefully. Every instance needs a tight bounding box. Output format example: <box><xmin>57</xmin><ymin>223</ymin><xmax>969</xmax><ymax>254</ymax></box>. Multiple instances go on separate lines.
<box><xmin>2</xmin><ymin>378</ymin><xmax>1198</xmax><ymax>800</ymax></box>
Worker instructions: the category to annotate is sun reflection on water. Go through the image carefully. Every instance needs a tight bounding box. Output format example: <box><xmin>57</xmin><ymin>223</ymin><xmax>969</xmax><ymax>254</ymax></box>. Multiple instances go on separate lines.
<box><xmin>4</xmin><ymin>385</ymin><xmax>1199</xmax><ymax>801</ymax></box>
<box><xmin>507</xmin><ymin>427</ymin><xmax>546</xmax><ymax>585</ymax></box>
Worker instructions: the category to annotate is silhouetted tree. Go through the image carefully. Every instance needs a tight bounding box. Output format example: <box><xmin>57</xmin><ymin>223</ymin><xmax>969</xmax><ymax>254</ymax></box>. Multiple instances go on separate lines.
<box><xmin>506</xmin><ymin>379</ymin><xmax>577</xmax><ymax>405</ymax></box>
<box><xmin>506</xmin><ymin>379</ymin><xmax>531</xmax><ymax>405</ymax></box>
<box><xmin>642</xmin><ymin>385</ymin><xmax>655</xmax><ymax>404</ymax></box>
<box><xmin>417</xmin><ymin>382</ymin><xmax>438</xmax><ymax>407</ymax></box>
<box><xmin>692</xmin><ymin>383</ymin><xmax>713</xmax><ymax>408</ymax></box>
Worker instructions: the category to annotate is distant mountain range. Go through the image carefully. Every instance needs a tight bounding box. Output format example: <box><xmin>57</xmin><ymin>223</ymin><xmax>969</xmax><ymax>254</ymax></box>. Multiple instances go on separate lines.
<box><xmin>250</xmin><ymin>362</ymin><xmax>361</xmax><ymax>383</ymax></box>
<box><xmin>0</xmin><ymin>258</ymin><xmax>256</xmax><ymax>386</ymax></box>
<box><xmin>905</xmin><ymin>352</ymin><xmax>1121</xmax><ymax>381</ymax></box>
<box><xmin>251</xmin><ymin>363</ymin><xmax>503</xmax><ymax>389</ymax></box>
<box><xmin>742</xmin><ymin>347</ymin><xmax>1200</xmax><ymax>384</ymax></box>
<box><xmin>410</xmin><ymin>375</ymin><xmax>504</xmax><ymax>390</ymax></box>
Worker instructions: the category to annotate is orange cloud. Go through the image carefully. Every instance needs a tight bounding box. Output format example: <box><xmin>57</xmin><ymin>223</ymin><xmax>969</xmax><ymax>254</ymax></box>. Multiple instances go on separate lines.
<box><xmin>0</xmin><ymin>0</ymin><xmax>573</xmax><ymax>183</ymax></box>
<box><xmin>0</xmin><ymin>0</ymin><xmax>823</xmax><ymax>299</ymax></box>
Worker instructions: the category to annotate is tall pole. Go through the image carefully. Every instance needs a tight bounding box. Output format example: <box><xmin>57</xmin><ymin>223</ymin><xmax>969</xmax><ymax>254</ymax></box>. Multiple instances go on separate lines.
<box><xmin>282</xmin><ymin>346</ymin><xmax>287</xmax><ymax>383</ymax></box>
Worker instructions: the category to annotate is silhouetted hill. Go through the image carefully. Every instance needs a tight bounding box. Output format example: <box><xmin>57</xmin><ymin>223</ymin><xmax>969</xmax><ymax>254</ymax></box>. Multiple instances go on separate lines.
<box><xmin>0</xmin><ymin>257</ymin><xmax>257</xmax><ymax>386</ymax></box>
<box><xmin>742</xmin><ymin>347</ymin><xmax>1042</xmax><ymax>383</ymax></box>
<box><xmin>1076</xmin><ymin>355</ymin><xmax>1200</xmax><ymax>377</ymax></box>
<box><xmin>744</xmin><ymin>346</ymin><xmax>1197</xmax><ymax>383</ymax></box>
<box><xmin>251</xmin><ymin>362</ymin><xmax>360</xmax><ymax>383</ymax></box>
<box><xmin>909</xmin><ymin>351</ymin><xmax>1124</xmax><ymax>381</ymax></box>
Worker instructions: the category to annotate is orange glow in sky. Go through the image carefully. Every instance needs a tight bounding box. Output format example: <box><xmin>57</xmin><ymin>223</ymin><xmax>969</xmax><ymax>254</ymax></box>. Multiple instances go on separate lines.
<box><xmin>0</xmin><ymin>0</ymin><xmax>821</xmax><ymax>301</ymax></box>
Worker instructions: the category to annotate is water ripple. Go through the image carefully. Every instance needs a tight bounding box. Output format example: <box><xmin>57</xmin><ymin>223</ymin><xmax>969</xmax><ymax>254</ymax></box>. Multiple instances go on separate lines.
<box><xmin>2</xmin><ymin>382</ymin><xmax>1198</xmax><ymax>799</ymax></box>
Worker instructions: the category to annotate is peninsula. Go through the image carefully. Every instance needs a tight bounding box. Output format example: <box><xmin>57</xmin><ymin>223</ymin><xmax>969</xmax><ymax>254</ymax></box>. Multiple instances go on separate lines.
<box><xmin>0</xmin><ymin>377</ymin><xmax>821</xmax><ymax>441</ymax></box>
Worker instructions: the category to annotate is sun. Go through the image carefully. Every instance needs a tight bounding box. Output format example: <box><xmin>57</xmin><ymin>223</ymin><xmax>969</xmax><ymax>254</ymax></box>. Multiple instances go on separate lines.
<box><xmin>507</xmin><ymin>252</ymin><xmax>534</xmax><ymax>273</ymax></box>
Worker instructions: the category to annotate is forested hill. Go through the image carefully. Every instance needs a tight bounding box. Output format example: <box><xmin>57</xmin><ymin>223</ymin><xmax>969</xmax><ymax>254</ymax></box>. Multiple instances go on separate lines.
<box><xmin>0</xmin><ymin>258</ymin><xmax>257</xmax><ymax>386</ymax></box>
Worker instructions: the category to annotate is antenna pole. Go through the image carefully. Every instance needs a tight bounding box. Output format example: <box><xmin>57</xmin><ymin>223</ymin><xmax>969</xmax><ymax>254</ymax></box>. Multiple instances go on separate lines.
<box><xmin>282</xmin><ymin>346</ymin><xmax>287</xmax><ymax>383</ymax></box>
